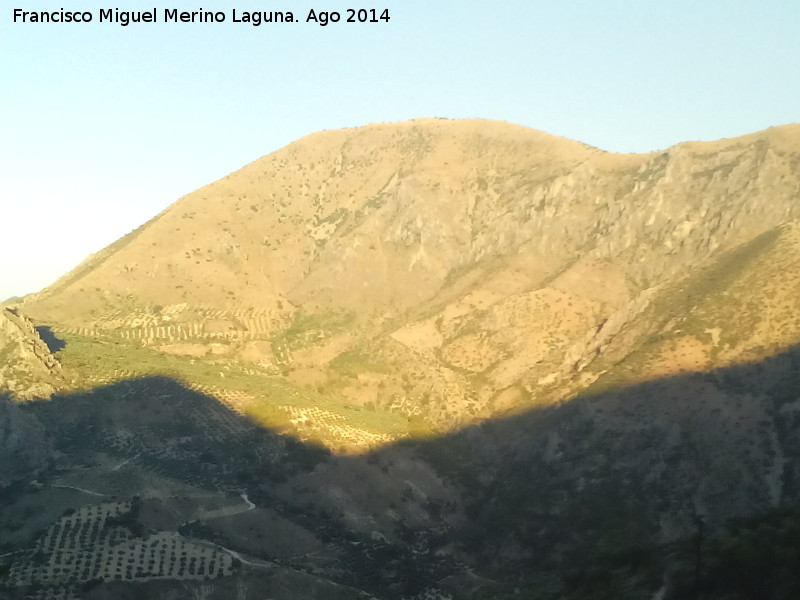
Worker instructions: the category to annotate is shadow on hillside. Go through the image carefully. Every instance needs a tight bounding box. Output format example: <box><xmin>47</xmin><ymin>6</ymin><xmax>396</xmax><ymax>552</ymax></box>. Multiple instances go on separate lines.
<box><xmin>34</xmin><ymin>325</ymin><xmax>65</xmax><ymax>353</ymax></box>
<box><xmin>371</xmin><ymin>343</ymin><xmax>800</xmax><ymax>597</ymax></box>
<box><xmin>6</xmin><ymin>344</ymin><xmax>800</xmax><ymax>599</ymax></box>
<box><xmin>20</xmin><ymin>376</ymin><xmax>329</xmax><ymax>492</ymax></box>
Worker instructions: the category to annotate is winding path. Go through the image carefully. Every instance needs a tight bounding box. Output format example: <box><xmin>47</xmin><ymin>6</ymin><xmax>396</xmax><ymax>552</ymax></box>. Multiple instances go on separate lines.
<box><xmin>50</xmin><ymin>484</ymin><xmax>106</xmax><ymax>497</ymax></box>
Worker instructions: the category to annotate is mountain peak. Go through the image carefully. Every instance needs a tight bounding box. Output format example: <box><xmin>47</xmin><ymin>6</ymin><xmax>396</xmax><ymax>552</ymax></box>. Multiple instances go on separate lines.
<box><xmin>20</xmin><ymin>119</ymin><xmax>800</xmax><ymax>433</ymax></box>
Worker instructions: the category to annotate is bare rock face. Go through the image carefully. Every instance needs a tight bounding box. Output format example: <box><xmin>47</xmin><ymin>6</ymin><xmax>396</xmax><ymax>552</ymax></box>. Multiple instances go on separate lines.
<box><xmin>0</xmin><ymin>307</ymin><xmax>63</xmax><ymax>401</ymax></box>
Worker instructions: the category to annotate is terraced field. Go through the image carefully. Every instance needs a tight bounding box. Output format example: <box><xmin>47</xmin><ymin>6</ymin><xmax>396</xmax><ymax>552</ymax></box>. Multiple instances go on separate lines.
<box><xmin>56</xmin><ymin>306</ymin><xmax>285</xmax><ymax>344</ymax></box>
<box><xmin>6</xmin><ymin>502</ymin><xmax>234</xmax><ymax>593</ymax></box>
<box><xmin>43</xmin><ymin>329</ymin><xmax>412</xmax><ymax>453</ymax></box>
<box><xmin>279</xmin><ymin>405</ymin><xmax>398</xmax><ymax>450</ymax></box>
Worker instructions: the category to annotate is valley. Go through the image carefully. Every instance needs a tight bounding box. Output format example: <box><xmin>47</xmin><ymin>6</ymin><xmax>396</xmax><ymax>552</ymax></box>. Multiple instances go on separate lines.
<box><xmin>3</xmin><ymin>118</ymin><xmax>800</xmax><ymax>598</ymax></box>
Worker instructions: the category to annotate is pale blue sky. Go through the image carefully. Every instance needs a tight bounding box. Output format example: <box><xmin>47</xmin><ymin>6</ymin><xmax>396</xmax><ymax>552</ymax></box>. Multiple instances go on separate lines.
<box><xmin>2</xmin><ymin>1</ymin><xmax>798</xmax><ymax>300</ymax></box>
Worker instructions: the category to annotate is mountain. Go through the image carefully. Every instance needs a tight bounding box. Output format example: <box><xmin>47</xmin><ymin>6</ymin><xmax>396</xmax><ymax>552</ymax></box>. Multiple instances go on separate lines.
<box><xmin>18</xmin><ymin>118</ymin><xmax>800</xmax><ymax>438</ymax></box>
<box><xmin>4</xmin><ymin>119</ymin><xmax>800</xmax><ymax>599</ymax></box>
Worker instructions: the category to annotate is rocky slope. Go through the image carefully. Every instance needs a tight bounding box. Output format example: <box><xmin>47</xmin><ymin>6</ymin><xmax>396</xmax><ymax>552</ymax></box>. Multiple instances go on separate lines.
<box><xmin>0</xmin><ymin>309</ymin><xmax>55</xmax><ymax>485</ymax></box>
<box><xmin>0</xmin><ymin>307</ymin><xmax>62</xmax><ymax>400</ymax></box>
<box><xmin>4</xmin><ymin>119</ymin><xmax>800</xmax><ymax>599</ymax></box>
<box><xmin>18</xmin><ymin>119</ymin><xmax>800</xmax><ymax>434</ymax></box>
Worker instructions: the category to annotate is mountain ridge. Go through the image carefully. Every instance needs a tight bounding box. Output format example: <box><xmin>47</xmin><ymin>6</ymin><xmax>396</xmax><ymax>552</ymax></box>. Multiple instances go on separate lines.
<box><xmin>22</xmin><ymin>119</ymin><xmax>800</xmax><ymax>311</ymax></box>
<box><xmin>4</xmin><ymin>118</ymin><xmax>800</xmax><ymax>599</ymax></box>
<box><xmin>13</xmin><ymin>118</ymin><xmax>800</xmax><ymax>439</ymax></box>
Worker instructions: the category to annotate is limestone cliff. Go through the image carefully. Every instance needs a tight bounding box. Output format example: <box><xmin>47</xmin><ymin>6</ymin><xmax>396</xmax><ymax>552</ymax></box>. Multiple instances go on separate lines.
<box><xmin>0</xmin><ymin>307</ymin><xmax>63</xmax><ymax>400</ymax></box>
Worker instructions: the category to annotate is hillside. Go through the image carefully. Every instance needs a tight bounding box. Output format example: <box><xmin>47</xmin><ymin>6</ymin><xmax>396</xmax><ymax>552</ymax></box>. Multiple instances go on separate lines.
<box><xmin>17</xmin><ymin>119</ymin><xmax>800</xmax><ymax>442</ymax></box>
<box><xmin>0</xmin><ymin>308</ymin><xmax>63</xmax><ymax>401</ymax></box>
<box><xmin>0</xmin><ymin>309</ymin><xmax>54</xmax><ymax>486</ymax></box>
<box><xmin>4</xmin><ymin>119</ymin><xmax>800</xmax><ymax>598</ymax></box>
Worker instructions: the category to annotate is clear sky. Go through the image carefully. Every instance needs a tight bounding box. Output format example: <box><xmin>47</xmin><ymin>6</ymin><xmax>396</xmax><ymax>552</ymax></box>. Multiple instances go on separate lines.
<box><xmin>1</xmin><ymin>0</ymin><xmax>798</xmax><ymax>300</ymax></box>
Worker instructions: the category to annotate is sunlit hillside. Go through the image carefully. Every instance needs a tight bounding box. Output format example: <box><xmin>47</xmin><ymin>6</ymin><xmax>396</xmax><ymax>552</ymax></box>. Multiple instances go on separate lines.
<box><xmin>4</xmin><ymin>120</ymin><xmax>800</xmax><ymax>599</ymax></box>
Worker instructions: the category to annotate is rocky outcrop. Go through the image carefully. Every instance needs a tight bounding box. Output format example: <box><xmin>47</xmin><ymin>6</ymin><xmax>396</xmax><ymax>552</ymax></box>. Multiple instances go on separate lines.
<box><xmin>0</xmin><ymin>307</ymin><xmax>63</xmax><ymax>400</ymax></box>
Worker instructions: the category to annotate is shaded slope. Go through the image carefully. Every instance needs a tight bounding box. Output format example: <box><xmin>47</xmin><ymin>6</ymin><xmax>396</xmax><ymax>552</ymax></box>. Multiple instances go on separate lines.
<box><xmin>0</xmin><ymin>377</ymin><xmax>453</xmax><ymax>600</ymax></box>
<box><xmin>4</xmin><ymin>339</ymin><xmax>800</xmax><ymax>598</ymax></box>
<box><xmin>0</xmin><ymin>394</ymin><xmax>47</xmax><ymax>487</ymax></box>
